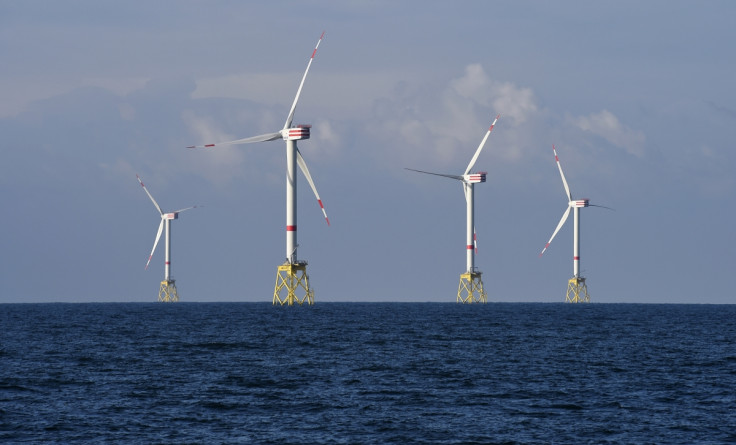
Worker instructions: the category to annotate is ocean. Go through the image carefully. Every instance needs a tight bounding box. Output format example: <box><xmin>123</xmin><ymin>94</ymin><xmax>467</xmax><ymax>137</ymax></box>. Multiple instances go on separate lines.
<box><xmin>1</xmin><ymin>303</ymin><xmax>734</xmax><ymax>444</ymax></box>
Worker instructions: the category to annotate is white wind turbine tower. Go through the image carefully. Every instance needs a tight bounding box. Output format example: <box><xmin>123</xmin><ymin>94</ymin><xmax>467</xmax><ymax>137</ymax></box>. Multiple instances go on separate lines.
<box><xmin>406</xmin><ymin>115</ymin><xmax>500</xmax><ymax>303</ymax></box>
<box><xmin>539</xmin><ymin>145</ymin><xmax>611</xmax><ymax>303</ymax></box>
<box><xmin>187</xmin><ymin>32</ymin><xmax>329</xmax><ymax>306</ymax></box>
<box><xmin>137</xmin><ymin>175</ymin><xmax>198</xmax><ymax>302</ymax></box>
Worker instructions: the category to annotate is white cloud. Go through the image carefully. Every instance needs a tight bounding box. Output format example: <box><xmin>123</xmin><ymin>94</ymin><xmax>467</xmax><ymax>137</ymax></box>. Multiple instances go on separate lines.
<box><xmin>449</xmin><ymin>63</ymin><xmax>538</xmax><ymax>125</ymax></box>
<box><xmin>490</xmin><ymin>82</ymin><xmax>537</xmax><ymax>125</ymax></box>
<box><xmin>192</xmin><ymin>73</ymin><xmax>296</xmax><ymax>106</ymax></box>
<box><xmin>99</xmin><ymin>157</ymin><xmax>137</xmax><ymax>180</ymax></box>
<box><xmin>312</xmin><ymin>119</ymin><xmax>342</xmax><ymax>157</ymax></box>
<box><xmin>0</xmin><ymin>76</ymin><xmax>150</xmax><ymax>118</ymax></box>
<box><xmin>571</xmin><ymin>109</ymin><xmax>645</xmax><ymax>157</ymax></box>
<box><xmin>450</xmin><ymin>63</ymin><xmax>490</xmax><ymax>99</ymax></box>
<box><xmin>180</xmin><ymin>111</ymin><xmax>248</xmax><ymax>185</ymax></box>
<box><xmin>194</xmin><ymin>70</ymin><xmax>405</xmax><ymax>122</ymax></box>
<box><xmin>83</xmin><ymin>76</ymin><xmax>150</xmax><ymax>97</ymax></box>
<box><xmin>369</xmin><ymin>63</ymin><xmax>541</xmax><ymax>169</ymax></box>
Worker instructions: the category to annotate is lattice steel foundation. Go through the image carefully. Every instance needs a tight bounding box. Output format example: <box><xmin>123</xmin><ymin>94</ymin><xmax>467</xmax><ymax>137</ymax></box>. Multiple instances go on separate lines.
<box><xmin>566</xmin><ymin>277</ymin><xmax>589</xmax><ymax>303</ymax></box>
<box><xmin>273</xmin><ymin>262</ymin><xmax>314</xmax><ymax>305</ymax></box>
<box><xmin>158</xmin><ymin>279</ymin><xmax>179</xmax><ymax>302</ymax></box>
<box><xmin>457</xmin><ymin>272</ymin><xmax>487</xmax><ymax>303</ymax></box>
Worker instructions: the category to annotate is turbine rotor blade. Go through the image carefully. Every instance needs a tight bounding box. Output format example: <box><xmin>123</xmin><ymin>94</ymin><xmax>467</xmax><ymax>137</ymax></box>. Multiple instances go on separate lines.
<box><xmin>589</xmin><ymin>203</ymin><xmax>615</xmax><ymax>211</ymax></box>
<box><xmin>145</xmin><ymin>218</ymin><xmax>165</xmax><ymax>270</ymax></box>
<box><xmin>405</xmin><ymin>168</ymin><xmax>463</xmax><ymax>181</ymax></box>
<box><xmin>186</xmin><ymin>132</ymin><xmax>282</xmax><ymax>149</ymax></box>
<box><xmin>539</xmin><ymin>207</ymin><xmax>572</xmax><ymax>257</ymax></box>
<box><xmin>137</xmin><ymin>174</ymin><xmax>163</xmax><ymax>216</ymax></box>
<box><xmin>296</xmin><ymin>148</ymin><xmax>330</xmax><ymax>226</ymax></box>
<box><xmin>284</xmin><ymin>31</ymin><xmax>325</xmax><ymax>130</ymax></box>
<box><xmin>552</xmin><ymin>145</ymin><xmax>572</xmax><ymax>201</ymax></box>
<box><xmin>474</xmin><ymin>227</ymin><xmax>478</xmax><ymax>254</ymax></box>
<box><xmin>171</xmin><ymin>205</ymin><xmax>199</xmax><ymax>214</ymax></box>
<box><xmin>464</xmin><ymin>114</ymin><xmax>500</xmax><ymax>176</ymax></box>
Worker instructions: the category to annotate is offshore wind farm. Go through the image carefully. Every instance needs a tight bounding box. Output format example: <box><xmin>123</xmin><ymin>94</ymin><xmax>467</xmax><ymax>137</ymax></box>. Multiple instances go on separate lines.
<box><xmin>1</xmin><ymin>2</ymin><xmax>733</xmax><ymax>305</ymax></box>
<box><xmin>2</xmin><ymin>4</ymin><xmax>735</xmax><ymax>444</ymax></box>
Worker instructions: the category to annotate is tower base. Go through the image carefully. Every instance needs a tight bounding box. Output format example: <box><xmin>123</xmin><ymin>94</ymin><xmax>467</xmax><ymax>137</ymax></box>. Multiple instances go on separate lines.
<box><xmin>457</xmin><ymin>272</ymin><xmax>487</xmax><ymax>304</ymax></box>
<box><xmin>273</xmin><ymin>262</ymin><xmax>314</xmax><ymax>306</ymax></box>
<box><xmin>158</xmin><ymin>279</ymin><xmax>179</xmax><ymax>302</ymax></box>
<box><xmin>566</xmin><ymin>277</ymin><xmax>589</xmax><ymax>303</ymax></box>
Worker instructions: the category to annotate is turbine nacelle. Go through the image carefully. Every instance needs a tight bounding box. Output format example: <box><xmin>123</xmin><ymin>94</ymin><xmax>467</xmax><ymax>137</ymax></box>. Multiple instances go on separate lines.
<box><xmin>163</xmin><ymin>213</ymin><xmax>179</xmax><ymax>220</ymax></box>
<box><xmin>570</xmin><ymin>199</ymin><xmax>589</xmax><ymax>208</ymax></box>
<box><xmin>282</xmin><ymin>124</ymin><xmax>311</xmax><ymax>141</ymax></box>
<box><xmin>464</xmin><ymin>172</ymin><xmax>487</xmax><ymax>184</ymax></box>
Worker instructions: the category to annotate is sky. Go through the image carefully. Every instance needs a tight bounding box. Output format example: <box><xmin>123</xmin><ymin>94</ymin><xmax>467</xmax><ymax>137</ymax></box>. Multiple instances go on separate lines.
<box><xmin>1</xmin><ymin>1</ymin><xmax>734</xmax><ymax>304</ymax></box>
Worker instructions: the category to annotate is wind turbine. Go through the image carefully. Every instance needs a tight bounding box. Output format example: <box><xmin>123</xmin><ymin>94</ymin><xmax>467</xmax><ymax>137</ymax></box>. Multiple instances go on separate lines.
<box><xmin>539</xmin><ymin>145</ymin><xmax>610</xmax><ymax>303</ymax></box>
<box><xmin>137</xmin><ymin>174</ymin><xmax>198</xmax><ymax>302</ymax></box>
<box><xmin>186</xmin><ymin>32</ymin><xmax>329</xmax><ymax>306</ymax></box>
<box><xmin>406</xmin><ymin>114</ymin><xmax>500</xmax><ymax>303</ymax></box>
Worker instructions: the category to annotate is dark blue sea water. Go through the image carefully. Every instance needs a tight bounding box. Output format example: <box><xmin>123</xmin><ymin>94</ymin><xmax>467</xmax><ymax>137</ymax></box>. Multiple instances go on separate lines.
<box><xmin>1</xmin><ymin>303</ymin><xmax>734</xmax><ymax>444</ymax></box>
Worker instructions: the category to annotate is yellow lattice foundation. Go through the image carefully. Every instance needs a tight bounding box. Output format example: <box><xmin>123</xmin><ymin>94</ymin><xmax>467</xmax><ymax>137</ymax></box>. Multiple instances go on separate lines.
<box><xmin>457</xmin><ymin>272</ymin><xmax>487</xmax><ymax>303</ymax></box>
<box><xmin>158</xmin><ymin>279</ymin><xmax>179</xmax><ymax>302</ymax></box>
<box><xmin>273</xmin><ymin>262</ymin><xmax>314</xmax><ymax>306</ymax></box>
<box><xmin>566</xmin><ymin>277</ymin><xmax>589</xmax><ymax>303</ymax></box>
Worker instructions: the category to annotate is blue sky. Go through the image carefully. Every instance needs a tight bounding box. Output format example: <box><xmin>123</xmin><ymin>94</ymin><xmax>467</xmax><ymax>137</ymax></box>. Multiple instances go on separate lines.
<box><xmin>1</xmin><ymin>1</ymin><xmax>734</xmax><ymax>303</ymax></box>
